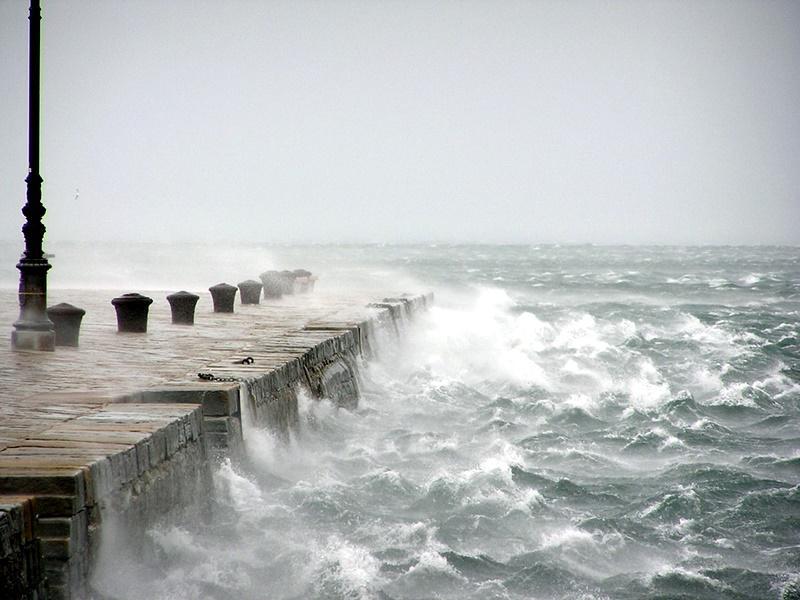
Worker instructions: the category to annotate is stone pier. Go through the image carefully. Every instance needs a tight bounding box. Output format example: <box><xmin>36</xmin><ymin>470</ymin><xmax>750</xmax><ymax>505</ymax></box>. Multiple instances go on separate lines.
<box><xmin>0</xmin><ymin>288</ymin><xmax>431</xmax><ymax>599</ymax></box>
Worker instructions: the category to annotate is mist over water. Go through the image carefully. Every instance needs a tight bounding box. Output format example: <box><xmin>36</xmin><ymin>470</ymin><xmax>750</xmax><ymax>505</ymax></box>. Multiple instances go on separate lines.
<box><xmin>70</xmin><ymin>243</ymin><xmax>799</xmax><ymax>599</ymax></box>
<box><xmin>0</xmin><ymin>241</ymin><xmax>427</xmax><ymax>296</ymax></box>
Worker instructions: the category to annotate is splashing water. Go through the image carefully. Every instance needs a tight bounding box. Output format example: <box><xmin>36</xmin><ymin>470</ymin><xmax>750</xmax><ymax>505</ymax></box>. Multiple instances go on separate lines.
<box><xmin>89</xmin><ymin>244</ymin><xmax>800</xmax><ymax>600</ymax></box>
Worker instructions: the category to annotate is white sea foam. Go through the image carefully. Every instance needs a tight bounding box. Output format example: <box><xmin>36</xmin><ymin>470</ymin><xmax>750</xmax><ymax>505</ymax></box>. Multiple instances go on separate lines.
<box><xmin>739</xmin><ymin>273</ymin><xmax>762</xmax><ymax>286</ymax></box>
<box><xmin>539</xmin><ymin>526</ymin><xmax>596</xmax><ymax>550</ymax></box>
<box><xmin>408</xmin><ymin>550</ymin><xmax>459</xmax><ymax>576</ymax></box>
<box><xmin>690</xmin><ymin>365</ymin><xmax>726</xmax><ymax>398</ymax></box>
<box><xmin>400</xmin><ymin>287</ymin><xmax>553</xmax><ymax>390</ymax></box>
<box><xmin>710</xmin><ymin>382</ymin><xmax>759</xmax><ymax>407</ymax></box>
<box><xmin>561</xmin><ymin>392</ymin><xmax>598</xmax><ymax>414</ymax></box>
<box><xmin>214</xmin><ymin>458</ymin><xmax>264</xmax><ymax>512</ymax></box>
<box><xmin>649</xmin><ymin>566</ymin><xmax>730</xmax><ymax>590</ymax></box>
<box><xmin>318</xmin><ymin>537</ymin><xmax>383</xmax><ymax>599</ymax></box>
<box><xmin>640</xmin><ymin>487</ymin><xmax>700</xmax><ymax>518</ymax></box>
<box><xmin>552</xmin><ymin>314</ymin><xmax>611</xmax><ymax>356</ymax></box>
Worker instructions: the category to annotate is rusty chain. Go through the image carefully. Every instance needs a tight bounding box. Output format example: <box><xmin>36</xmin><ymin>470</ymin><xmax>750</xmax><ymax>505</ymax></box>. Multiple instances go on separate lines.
<box><xmin>197</xmin><ymin>356</ymin><xmax>255</xmax><ymax>382</ymax></box>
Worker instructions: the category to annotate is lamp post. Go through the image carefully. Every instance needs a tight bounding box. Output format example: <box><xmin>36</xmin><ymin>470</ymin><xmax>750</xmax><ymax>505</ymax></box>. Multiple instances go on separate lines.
<box><xmin>11</xmin><ymin>0</ymin><xmax>55</xmax><ymax>351</ymax></box>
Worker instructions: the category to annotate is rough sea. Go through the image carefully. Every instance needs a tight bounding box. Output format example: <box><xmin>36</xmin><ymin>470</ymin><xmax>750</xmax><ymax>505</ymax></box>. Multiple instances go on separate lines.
<box><xmin>12</xmin><ymin>243</ymin><xmax>794</xmax><ymax>600</ymax></box>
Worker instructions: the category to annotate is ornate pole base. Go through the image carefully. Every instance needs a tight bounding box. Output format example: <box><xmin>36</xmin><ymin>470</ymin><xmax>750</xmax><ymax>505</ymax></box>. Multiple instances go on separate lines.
<box><xmin>12</xmin><ymin>257</ymin><xmax>55</xmax><ymax>351</ymax></box>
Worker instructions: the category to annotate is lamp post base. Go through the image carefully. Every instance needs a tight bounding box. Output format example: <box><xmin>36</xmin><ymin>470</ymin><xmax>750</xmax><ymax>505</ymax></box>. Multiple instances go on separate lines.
<box><xmin>12</xmin><ymin>257</ymin><xmax>55</xmax><ymax>352</ymax></box>
<box><xmin>11</xmin><ymin>327</ymin><xmax>55</xmax><ymax>351</ymax></box>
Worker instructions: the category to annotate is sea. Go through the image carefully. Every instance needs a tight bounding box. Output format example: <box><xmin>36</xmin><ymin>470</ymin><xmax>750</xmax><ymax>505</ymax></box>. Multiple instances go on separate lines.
<box><xmin>3</xmin><ymin>242</ymin><xmax>798</xmax><ymax>600</ymax></box>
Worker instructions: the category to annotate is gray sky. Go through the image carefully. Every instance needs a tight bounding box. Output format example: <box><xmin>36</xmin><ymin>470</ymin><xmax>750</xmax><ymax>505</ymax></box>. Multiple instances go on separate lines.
<box><xmin>1</xmin><ymin>0</ymin><xmax>798</xmax><ymax>245</ymax></box>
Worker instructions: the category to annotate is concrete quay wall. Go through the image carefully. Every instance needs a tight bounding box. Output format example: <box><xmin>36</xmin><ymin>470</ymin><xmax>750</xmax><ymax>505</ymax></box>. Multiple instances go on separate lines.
<box><xmin>0</xmin><ymin>292</ymin><xmax>431</xmax><ymax>599</ymax></box>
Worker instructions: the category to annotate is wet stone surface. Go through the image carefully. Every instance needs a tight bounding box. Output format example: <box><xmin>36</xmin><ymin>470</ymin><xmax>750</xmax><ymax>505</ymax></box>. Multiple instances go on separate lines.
<box><xmin>0</xmin><ymin>288</ymin><xmax>389</xmax><ymax>451</ymax></box>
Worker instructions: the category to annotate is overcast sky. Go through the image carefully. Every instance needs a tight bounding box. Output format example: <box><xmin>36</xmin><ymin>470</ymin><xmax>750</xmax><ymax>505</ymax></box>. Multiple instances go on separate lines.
<box><xmin>1</xmin><ymin>0</ymin><xmax>798</xmax><ymax>245</ymax></box>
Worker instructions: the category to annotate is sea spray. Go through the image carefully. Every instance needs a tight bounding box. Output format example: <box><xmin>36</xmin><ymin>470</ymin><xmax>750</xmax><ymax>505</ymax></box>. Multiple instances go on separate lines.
<box><xmin>87</xmin><ymin>244</ymin><xmax>799</xmax><ymax>599</ymax></box>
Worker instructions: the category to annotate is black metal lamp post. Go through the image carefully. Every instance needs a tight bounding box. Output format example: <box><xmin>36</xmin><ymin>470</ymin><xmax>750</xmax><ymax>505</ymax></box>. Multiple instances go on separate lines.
<box><xmin>11</xmin><ymin>0</ymin><xmax>55</xmax><ymax>351</ymax></box>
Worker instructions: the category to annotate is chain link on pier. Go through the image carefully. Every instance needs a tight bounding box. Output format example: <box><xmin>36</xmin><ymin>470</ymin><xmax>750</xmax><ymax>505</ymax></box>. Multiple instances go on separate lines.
<box><xmin>197</xmin><ymin>357</ymin><xmax>254</xmax><ymax>382</ymax></box>
<box><xmin>197</xmin><ymin>372</ymin><xmax>242</xmax><ymax>383</ymax></box>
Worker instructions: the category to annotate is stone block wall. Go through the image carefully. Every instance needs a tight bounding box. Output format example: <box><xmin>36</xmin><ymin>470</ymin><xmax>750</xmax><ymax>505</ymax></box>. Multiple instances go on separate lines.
<box><xmin>0</xmin><ymin>496</ymin><xmax>45</xmax><ymax>599</ymax></box>
<box><xmin>0</xmin><ymin>404</ymin><xmax>209</xmax><ymax>600</ymax></box>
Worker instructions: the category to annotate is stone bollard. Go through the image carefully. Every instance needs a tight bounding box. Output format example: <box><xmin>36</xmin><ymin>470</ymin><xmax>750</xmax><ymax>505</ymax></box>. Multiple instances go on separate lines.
<box><xmin>209</xmin><ymin>283</ymin><xmax>237</xmax><ymax>313</ymax></box>
<box><xmin>238</xmin><ymin>280</ymin><xmax>263</xmax><ymax>305</ymax></box>
<box><xmin>166</xmin><ymin>291</ymin><xmax>200</xmax><ymax>325</ymax></box>
<box><xmin>111</xmin><ymin>293</ymin><xmax>153</xmax><ymax>333</ymax></box>
<box><xmin>46</xmin><ymin>303</ymin><xmax>86</xmax><ymax>346</ymax></box>
<box><xmin>294</xmin><ymin>277</ymin><xmax>309</xmax><ymax>293</ymax></box>
<box><xmin>280</xmin><ymin>270</ymin><xmax>297</xmax><ymax>295</ymax></box>
<box><xmin>292</xmin><ymin>269</ymin><xmax>312</xmax><ymax>293</ymax></box>
<box><xmin>259</xmin><ymin>271</ymin><xmax>284</xmax><ymax>299</ymax></box>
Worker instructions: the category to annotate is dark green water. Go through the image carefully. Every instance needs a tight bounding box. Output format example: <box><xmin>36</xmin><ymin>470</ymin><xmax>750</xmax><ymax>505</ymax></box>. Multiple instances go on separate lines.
<box><xmin>84</xmin><ymin>244</ymin><xmax>799</xmax><ymax>600</ymax></box>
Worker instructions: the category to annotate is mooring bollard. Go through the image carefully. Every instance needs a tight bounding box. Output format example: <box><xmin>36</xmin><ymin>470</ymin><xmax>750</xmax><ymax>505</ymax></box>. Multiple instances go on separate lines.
<box><xmin>111</xmin><ymin>293</ymin><xmax>153</xmax><ymax>333</ymax></box>
<box><xmin>259</xmin><ymin>271</ymin><xmax>284</xmax><ymax>299</ymax></box>
<box><xmin>166</xmin><ymin>291</ymin><xmax>200</xmax><ymax>325</ymax></box>
<box><xmin>280</xmin><ymin>270</ymin><xmax>297</xmax><ymax>295</ymax></box>
<box><xmin>238</xmin><ymin>280</ymin><xmax>263</xmax><ymax>305</ymax></box>
<box><xmin>209</xmin><ymin>283</ymin><xmax>237</xmax><ymax>313</ymax></box>
<box><xmin>292</xmin><ymin>269</ymin><xmax>312</xmax><ymax>293</ymax></box>
<box><xmin>46</xmin><ymin>302</ymin><xmax>86</xmax><ymax>346</ymax></box>
<box><xmin>294</xmin><ymin>276</ymin><xmax>309</xmax><ymax>293</ymax></box>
